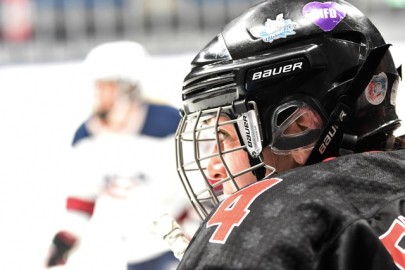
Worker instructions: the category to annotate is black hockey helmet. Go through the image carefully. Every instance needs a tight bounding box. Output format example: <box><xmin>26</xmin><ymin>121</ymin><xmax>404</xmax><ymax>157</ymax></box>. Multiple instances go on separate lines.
<box><xmin>176</xmin><ymin>0</ymin><xmax>401</xmax><ymax>218</ymax></box>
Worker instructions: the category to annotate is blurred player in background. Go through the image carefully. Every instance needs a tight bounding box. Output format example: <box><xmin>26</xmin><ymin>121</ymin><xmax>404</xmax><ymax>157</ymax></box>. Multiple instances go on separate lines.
<box><xmin>45</xmin><ymin>41</ymin><xmax>198</xmax><ymax>270</ymax></box>
<box><xmin>71</xmin><ymin>40</ymin><xmax>180</xmax><ymax>146</ymax></box>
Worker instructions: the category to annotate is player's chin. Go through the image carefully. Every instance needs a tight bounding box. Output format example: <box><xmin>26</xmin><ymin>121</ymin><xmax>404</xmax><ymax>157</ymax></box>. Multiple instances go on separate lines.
<box><xmin>208</xmin><ymin>178</ymin><xmax>224</xmax><ymax>193</ymax></box>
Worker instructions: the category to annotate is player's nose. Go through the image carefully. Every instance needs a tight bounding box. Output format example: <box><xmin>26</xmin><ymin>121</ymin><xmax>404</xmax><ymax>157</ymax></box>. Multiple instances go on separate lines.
<box><xmin>206</xmin><ymin>154</ymin><xmax>226</xmax><ymax>182</ymax></box>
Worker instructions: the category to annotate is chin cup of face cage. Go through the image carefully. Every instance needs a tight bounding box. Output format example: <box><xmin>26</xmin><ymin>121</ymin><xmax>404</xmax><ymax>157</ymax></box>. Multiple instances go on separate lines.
<box><xmin>269</xmin><ymin>100</ymin><xmax>324</xmax><ymax>154</ymax></box>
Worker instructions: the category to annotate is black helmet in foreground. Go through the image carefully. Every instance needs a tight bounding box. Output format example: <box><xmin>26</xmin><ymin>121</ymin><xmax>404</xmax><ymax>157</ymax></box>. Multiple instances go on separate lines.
<box><xmin>175</xmin><ymin>0</ymin><xmax>401</xmax><ymax>218</ymax></box>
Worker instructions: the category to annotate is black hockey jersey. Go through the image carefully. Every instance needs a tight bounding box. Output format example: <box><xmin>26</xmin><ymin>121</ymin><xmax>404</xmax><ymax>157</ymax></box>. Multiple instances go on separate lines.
<box><xmin>177</xmin><ymin>150</ymin><xmax>405</xmax><ymax>270</ymax></box>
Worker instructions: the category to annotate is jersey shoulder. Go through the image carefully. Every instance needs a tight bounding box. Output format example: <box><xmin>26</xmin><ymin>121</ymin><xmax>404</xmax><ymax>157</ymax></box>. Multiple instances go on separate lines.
<box><xmin>179</xmin><ymin>150</ymin><xmax>405</xmax><ymax>270</ymax></box>
<box><xmin>141</xmin><ymin>103</ymin><xmax>181</xmax><ymax>137</ymax></box>
<box><xmin>72</xmin><ymin>121</ymin><xmax>92</xmax><ymax>146</ymax></box>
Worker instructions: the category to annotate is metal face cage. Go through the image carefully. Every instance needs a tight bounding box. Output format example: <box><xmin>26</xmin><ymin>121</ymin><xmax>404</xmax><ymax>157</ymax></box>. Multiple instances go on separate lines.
<box><xmin>175</xmin><ymin>103</ymin><xmax>273</xmax><ymax>219</ymax></box>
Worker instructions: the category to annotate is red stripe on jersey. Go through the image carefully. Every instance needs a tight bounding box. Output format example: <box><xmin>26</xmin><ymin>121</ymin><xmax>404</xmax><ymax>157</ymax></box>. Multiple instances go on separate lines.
<box><xmin>66</xmin><ymin>197</ymin><xmax>95</xmax><ymax>216</ymax></box>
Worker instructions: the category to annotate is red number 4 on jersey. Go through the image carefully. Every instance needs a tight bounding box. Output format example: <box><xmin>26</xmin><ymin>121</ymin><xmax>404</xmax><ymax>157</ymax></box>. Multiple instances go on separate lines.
<box><xmin>207</xmin><ymin>178</ymin><xmax>282</xmax><ymax>244</ymax></box>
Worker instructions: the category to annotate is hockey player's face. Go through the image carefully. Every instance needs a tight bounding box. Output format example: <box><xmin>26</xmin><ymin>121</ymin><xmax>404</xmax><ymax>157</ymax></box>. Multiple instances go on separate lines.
<box><xmin>205</xmin><ymin>115</ymin><xmax>258</xmax><ymax>195</ymax></box>
<box><xmin>94</xmin><ymin>80</ymin><xmax>119</xmax><ymax>117</ymax></box>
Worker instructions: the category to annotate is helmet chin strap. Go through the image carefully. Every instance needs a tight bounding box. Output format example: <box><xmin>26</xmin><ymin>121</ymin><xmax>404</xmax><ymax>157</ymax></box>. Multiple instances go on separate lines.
<box><xmin>305</xmin><ymin>44</ymin><xmax>391</xmax><ymax>165</ymax></box>
<box><xmin>248</xmin><ymin>154</ymin><xmax>267</xmax><ymax>180</ymax></box>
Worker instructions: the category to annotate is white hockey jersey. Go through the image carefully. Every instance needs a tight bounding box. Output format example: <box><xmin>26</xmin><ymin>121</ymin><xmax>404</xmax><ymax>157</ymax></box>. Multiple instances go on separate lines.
<box><xmin>54</xmin><ymin>133</ymin><xmax>198</xmax><ymax>269</ymax></box>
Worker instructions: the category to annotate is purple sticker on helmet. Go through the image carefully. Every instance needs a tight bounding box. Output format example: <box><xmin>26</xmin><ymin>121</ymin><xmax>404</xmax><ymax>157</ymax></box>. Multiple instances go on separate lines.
<box><xmin>303</xmin><ymin>2</ymin><xmax>346</xmax><ymax>32</ymax></box>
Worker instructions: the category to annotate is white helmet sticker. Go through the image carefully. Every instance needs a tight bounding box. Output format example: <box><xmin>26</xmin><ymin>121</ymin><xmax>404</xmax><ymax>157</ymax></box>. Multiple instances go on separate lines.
<box><xmin>249</xmin><ymin>13</ymin><xmax>298</xmax><ymax>43</ymax></box>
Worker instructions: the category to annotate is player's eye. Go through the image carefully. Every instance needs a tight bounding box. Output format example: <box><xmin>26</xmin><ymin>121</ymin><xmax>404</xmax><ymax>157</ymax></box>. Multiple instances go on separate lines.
<box><xmin>218</xmin><ymin>129</ymin><xmax>230</xmax><ymax>143</ymax></box>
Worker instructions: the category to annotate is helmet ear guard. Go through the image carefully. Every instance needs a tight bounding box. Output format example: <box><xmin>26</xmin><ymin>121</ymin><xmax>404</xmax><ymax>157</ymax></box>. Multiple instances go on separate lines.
<box><xmin>265</xmin><ymin>95</ymin><xmax>327</xmax><ymax>155</ymax></box>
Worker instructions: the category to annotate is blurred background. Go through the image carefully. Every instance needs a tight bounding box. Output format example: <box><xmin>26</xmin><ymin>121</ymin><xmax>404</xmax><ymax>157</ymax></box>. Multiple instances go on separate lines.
<box><xmin>0</xmin><ymin>0</ymin><xmax>405</xmax><ymax>64</ymax></box>
<box><xmin>0</xmin><ymin>0</ymin><xmax>405</xmax><ymax>269</ymax></box>
<box><xmin>0</xmin><ymin>0</ymin><xmax>265</xmax><ymax>64</ymax></box>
